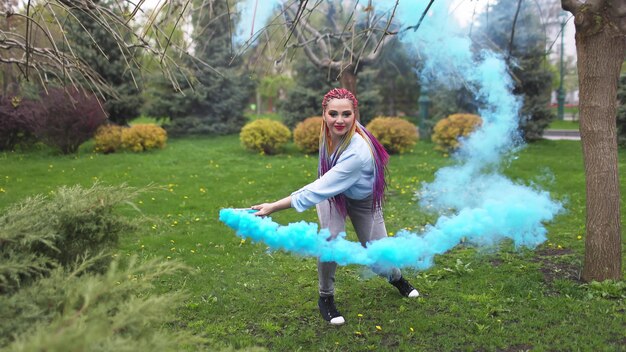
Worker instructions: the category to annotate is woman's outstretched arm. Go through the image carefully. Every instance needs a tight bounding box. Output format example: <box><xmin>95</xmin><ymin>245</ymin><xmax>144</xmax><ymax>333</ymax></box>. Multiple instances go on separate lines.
<box><xmin>251</xmin><ymin>196</ymin><xmax>292</xmax><ymax>216</ymax></box>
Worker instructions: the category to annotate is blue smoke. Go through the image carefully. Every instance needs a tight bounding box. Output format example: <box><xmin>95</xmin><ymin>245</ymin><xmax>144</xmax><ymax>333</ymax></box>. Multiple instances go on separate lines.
<box><xmin>223</xmin><ymin>1</ymin><xmax>563</xmax><ymax>270</ymax></box>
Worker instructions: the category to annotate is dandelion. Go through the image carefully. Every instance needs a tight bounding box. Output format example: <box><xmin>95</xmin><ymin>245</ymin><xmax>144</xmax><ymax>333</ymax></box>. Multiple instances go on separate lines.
<box><xmin>557</xmin><ymin>245</ymin><xmax>563</xmax><ymax>249</ymax></box>
<box><xmin>375</xmin><ymin>326</ymin><xmax>382</xmax><ymax>331</ymax></box>
<box><xmin>151</xmin><ymin>225</ymin><xmax>157</xmax><ymax>230</ymax></box>
<box><xmin>357</xmin><ymin>314</ymin><xmax>363</xmax><ymax>317</ymax></box>
<box><xmin>200</xmin><ymin>188</ymin><xmax>207</xmax><ymax>193</ymax></box>
<box><xmin>183</xmin><ymin>195</ymin><xmax>189</xmax><ymax>199</ymax></box>
<box><xmin>166</xmin><ymin>256</ymin><xmax>171</xmax><ymax>260</ymax></box>
<box><xmin>170</xmin><ymin>240</ymin><xmax>175</xmax><ymax>244</ymax></box>
<box><xmin>195</xmin><ymin>218</ymin><xmax>200</xmax><ymax>222</ymax></box>
<box><xmin>354</xmin><ymin>331</ymin><xmax>362</xmax><ymax>336</ymax></box>
<box><xmin>410</xmin><ymin>327</ymin><xmax>414</xmax><ymax>332</ymax></box>
<box><xmin>190</xmin><ymin>249</ymin><xmax>196</xmax><ymax>254</ymax></box>
<box><xmin>138</xmin><ymin>200</ymin><xmax>143</xmax><ymax>204</ymax></box>
<box><xmin>0</xmin><ymin>188</ymin><xmax>5</xmax><ymax>193</ymax></box>
<box><xmin>141</xmin><ymin>245</ymin><xmax>145</xmax><ymax>249</ymax></box>
<box><xmin>170</xmin><ymin>247</ymin><xmax>176</xmax><ymax>251</ymax></box>
<box><xmin>389</xmin><ymin>232</ymin><xmax>394</xmax><ymax>237</ymax></box>
<box><xmin>240</xmin><ymin>239</ymin><xmax>246</xmax><ymax>245</ymax></box>
<box><xmin>151</xmin><ymin>197</ymin><xmax>156</xmax><ymax>201</ymax></box>
<box><xmin>577</xmin><ymin>235</ymin><xmax>582</xmax><ymax>240</ymax></box>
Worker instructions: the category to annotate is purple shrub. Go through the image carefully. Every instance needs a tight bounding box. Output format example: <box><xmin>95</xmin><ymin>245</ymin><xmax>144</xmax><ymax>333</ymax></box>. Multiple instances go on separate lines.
<box><xmin>34</xmin><ymin>87</ymin><xmax>107</xmax><ymax>154</ymax></box>
<box><xmin>0</xmin><ymin>96</ymin><xmax>39</xmax><ymax>151</ymax></box>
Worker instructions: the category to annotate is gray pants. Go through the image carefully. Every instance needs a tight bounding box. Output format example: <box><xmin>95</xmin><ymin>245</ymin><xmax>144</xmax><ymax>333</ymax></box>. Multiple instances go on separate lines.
<box><xmin>316</xmin><ymin>196</ymin><xmax>402</xmax><ymax>297</ymax></box>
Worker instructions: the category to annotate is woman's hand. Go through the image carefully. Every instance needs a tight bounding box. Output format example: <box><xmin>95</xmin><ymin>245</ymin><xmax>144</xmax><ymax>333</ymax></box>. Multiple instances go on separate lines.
<box><xmin>251</xmin><ymin>196</ymin><xmax>292</xmax><ymax>217</ymax></box>
<box><xmin>251</xmin><ymin>203</ymin><xmax>275</xmax><ymax>217</ymax></box>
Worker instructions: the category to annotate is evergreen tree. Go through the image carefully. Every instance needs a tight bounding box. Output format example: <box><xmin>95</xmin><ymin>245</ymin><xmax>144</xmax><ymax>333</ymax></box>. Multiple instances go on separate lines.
<box><xmin>278</xmin><ymin>53</ymin><xmax>387</xmax><ymax>128</ymax></box>
<box><xmin>148</xmin><ymin>0</ymin><xmax>251</xmax><ymax>136</ymax></box>
<box><xmin>371</xmin><ymin>39</ymin><xmax>421</xmax><ymax>117</ymax></box>
<box><xmin>66</xmin><ymin>0</ymin><xmax>143</xmax><ymax>125</ymax></box>
<box><xmin>476</xmin><ymin>0</ymin><xmax>555</xmax><ymax>141</ymax></box>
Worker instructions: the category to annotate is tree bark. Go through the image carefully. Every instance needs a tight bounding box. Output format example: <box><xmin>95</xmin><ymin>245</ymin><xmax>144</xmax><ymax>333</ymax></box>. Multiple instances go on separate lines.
<box><xmin>574</xmin><ymin>4</ymin><xmax>625</xmax><ymax>281</ymax></box>
<box><xmin>339</xmin><ymin>67</ymin><xmax>357</xmax><ymax>97</ymax></box>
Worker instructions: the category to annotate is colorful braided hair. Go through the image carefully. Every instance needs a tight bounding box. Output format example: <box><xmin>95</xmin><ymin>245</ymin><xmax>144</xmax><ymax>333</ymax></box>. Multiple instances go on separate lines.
<box><xmin>319</xmin><ymin>88</ymin><xmax>389</xmax><ymax>218</ymax></box>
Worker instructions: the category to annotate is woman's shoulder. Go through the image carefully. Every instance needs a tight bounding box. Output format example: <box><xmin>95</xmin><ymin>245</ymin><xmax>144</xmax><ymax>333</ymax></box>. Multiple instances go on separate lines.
<box><xmin>343</xmin><ymin>133</ymin><xmax>371</xmax><ymax>163</ymax></box>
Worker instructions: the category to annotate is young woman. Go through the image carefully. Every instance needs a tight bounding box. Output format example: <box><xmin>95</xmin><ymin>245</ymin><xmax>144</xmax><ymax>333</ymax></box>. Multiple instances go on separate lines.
<box><xmin>251</xmin><ymin>88</ymin><xmax>418</xmax><ymax>326</ymax></box>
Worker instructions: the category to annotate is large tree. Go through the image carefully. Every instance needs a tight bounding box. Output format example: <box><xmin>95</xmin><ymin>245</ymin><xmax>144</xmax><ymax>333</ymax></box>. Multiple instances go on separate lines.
<box><xmin>279</xmin><ymin>1</ymin><xmax>396</xmax><ymax>95</ymax></box>
<box><xmin>475</xmin><ymin>0</ymin><xmax>556</xmax><ymax>141</ymax></box>
<box><xmin>561</xmin><ymin>0</ymin><xmax>624</xmax><ymax>282</ymax></box>
<box><xmin>0</xmin><ymin>1</ymin><xmax>198</xmax><ymax>100</ymax></box>
<box><xmin>66</xmin><ymin>0</ymin><xmax>143</xmax><ymax>125</ymax></box>
<box><xmin>150</xmin><ymin>0</ymin><xmax>251</xmax><ymax>136</ymax></box>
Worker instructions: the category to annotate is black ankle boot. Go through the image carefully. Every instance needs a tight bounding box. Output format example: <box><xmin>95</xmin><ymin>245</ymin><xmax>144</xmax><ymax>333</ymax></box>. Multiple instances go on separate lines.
<box><xmin>318</xmin><ymin>295</ymin><xmax>345</xmax><ymax>325</ymax></box>
<box><xmin>390</xmin><ymin>276</ymin><xmax>419</xmax><ymax>298</ymax></box>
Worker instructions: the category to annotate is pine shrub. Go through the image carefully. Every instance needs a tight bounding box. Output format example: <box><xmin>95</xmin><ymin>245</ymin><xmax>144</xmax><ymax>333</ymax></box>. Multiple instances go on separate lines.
<box><xmin>240</xmin><ymin>119</ymin><xmax>291</xmax><ymax>155</ymax></box>
<box><xmin>0</xmin><ymin>184</ymin><xmax>204</xmax><ymax>350</ymax></box>
<box><xmin>94</xmin><ymin>124</ymin><xmax>124</xmax><ymax>153</ymax></box>
<box><xmin>121</xmin><ymin>124</ymin><xmax>167</xmax><ymax>152</ymax></box>
<box><xmin>432</xmin><ymin>113</ymin><xmax>483</xmax><ymax>152</ymax></box>
<box><xmin>0</xmin><ymin>96</ymin><xmax>39</xmax><ymax>151</ymax></box>
<box><xmin>293</xmin><ymin>116</ymin><xmax>322</xmax><ymax>154</ymax></box>
<box><xmin>0</xmin><ymin>184</ymin><xmax>140</xmax><ymax>294</ymax></box>
<box><xmin>365</xmin><ymin>117</ymin><xmax>419</xmax><ymax>154</ymax></box>
<box><xmin>34</xmin><ymin>87</ymin><xmax>107</xmax><ymax>154</ymax></box>
<box><xmin>0</xmin><ymin>256</ymin><xmax>202</xmax><ymax>351</ymax></box>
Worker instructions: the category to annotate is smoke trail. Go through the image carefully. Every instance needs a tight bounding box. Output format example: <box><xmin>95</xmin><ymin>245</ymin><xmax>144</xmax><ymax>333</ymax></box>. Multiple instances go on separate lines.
<box><xmin>223</xmin><ymin>1</ymin><xmax>563</xmax><ymax>270</ymax></box>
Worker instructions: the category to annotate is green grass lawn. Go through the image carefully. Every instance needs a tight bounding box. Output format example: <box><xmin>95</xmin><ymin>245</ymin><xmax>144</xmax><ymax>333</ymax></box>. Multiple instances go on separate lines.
<box><xmin>1</xmin><ymin>137</ymin><xmax>625</xmax><ymax>351</ymax></box>
<box><xmin>547</xmin><ymin>120</ymin><xmax>580</xmax><ymax>130</ymax></box>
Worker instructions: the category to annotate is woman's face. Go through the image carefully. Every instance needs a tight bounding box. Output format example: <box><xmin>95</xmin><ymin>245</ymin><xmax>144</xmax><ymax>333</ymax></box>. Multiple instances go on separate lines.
<box><xmin>324</xmin><ymin>98</ymin><xmax>355</xmax><ymax>140</ymax></box>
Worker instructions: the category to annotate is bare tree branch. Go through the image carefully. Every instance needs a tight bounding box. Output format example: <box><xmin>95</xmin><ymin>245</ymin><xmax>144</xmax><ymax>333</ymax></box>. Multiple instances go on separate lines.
<box><xmin>506</xmin><ymin>0</ymin><xmax>523</xmax><ymax>64</ymax></box>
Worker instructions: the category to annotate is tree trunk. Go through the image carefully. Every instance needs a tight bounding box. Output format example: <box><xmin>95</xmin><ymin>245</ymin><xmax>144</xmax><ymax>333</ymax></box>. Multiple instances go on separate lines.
<box><xmin>575</xmin><ymin>8</ymin><xmax>625</xmax><ymax>282</ymax></box>
<box><xmin>267</xmin><ymin>96</ymin><xmax>273</xmax><ymax>113</ymax></box>
<box><xmin>339</xmin><ymin>68</ymin><xmax>357</xmax><ymax>97</ymax></box>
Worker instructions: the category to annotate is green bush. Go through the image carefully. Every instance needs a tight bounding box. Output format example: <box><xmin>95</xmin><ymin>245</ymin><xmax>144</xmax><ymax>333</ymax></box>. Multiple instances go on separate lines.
<box><xmin>432</xmin><ymin>113</ymin><xmax>482</xmax><ymax>152</ymax></box>
<box><xmin>365</xmin><ymin>117</ymin><xmax>419</xmax><ymax>154</ymax></box>
<box><xmin>293</xmin><ymin>116</ymin><xmax>322</xmax><ymax>154</ymax></box>
<box><xmin>0</xmin><ymin>184</ymin><xmax>140</xmax><ymax>291</ymax></box>
<box><xmin>240</xmin><ymin>119</ymin><xmax>291</xmax><ymax>155</ymax></box>
<box><xmin>0</xmin><ymin>184</ymin><xmax>204</xmax><ymax>350</ymax></box>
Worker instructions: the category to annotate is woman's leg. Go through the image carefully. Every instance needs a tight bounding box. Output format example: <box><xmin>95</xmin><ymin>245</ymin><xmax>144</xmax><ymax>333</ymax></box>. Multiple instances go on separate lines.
<box><xmin>316</xmin><ymin>200</ymin><xmax>346</xmax><ymax>297</ymax></box>
<box><xmin>346</xmin><ymin>197</ymin><xmax>402</xmax><ymax>281</ymax></box>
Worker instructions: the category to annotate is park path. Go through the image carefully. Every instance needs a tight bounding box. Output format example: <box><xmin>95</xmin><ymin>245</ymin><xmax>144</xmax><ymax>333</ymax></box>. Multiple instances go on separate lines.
<box><xmin>543</xmin><ymin>113</ymin><xmax>580</xmax><ymax>140</ymax></box>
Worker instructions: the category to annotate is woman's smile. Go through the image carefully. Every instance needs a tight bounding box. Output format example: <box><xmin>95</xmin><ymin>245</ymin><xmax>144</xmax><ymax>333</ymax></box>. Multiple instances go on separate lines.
<box><xmin>324</xmin><ymin>98</ymin><xmax>355</xmax><ymax>142</ymax></box>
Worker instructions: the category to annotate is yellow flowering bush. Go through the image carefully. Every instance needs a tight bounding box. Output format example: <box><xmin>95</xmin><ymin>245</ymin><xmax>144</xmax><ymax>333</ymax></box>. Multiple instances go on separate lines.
<box><xmin>293</xmin><ymin>116</ymin><xmax>322</xmax><ymax>154</ymax></box>
<box><xmin>365</xmin><ymin>117</ymin><xmax>419</xmax><ymax>154</ymax></box>
<box><xmin>432</xmin><ymin>113</ymin><xmax>482</xmax><ymax>152</ymax></box>
<box><xmin>94</xmin><ymin>124</ymin><xmax>123</xmax><ymax>153</ymax></box>
<box><xmin>240</xmin><ymin>119</ymin><xmax>291</xmax><ymax>155</ymax></box>
<box><xmin>121</xmin><ymin>124</ymin><xmax>167</xmax><ymax>152</ymax></box>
